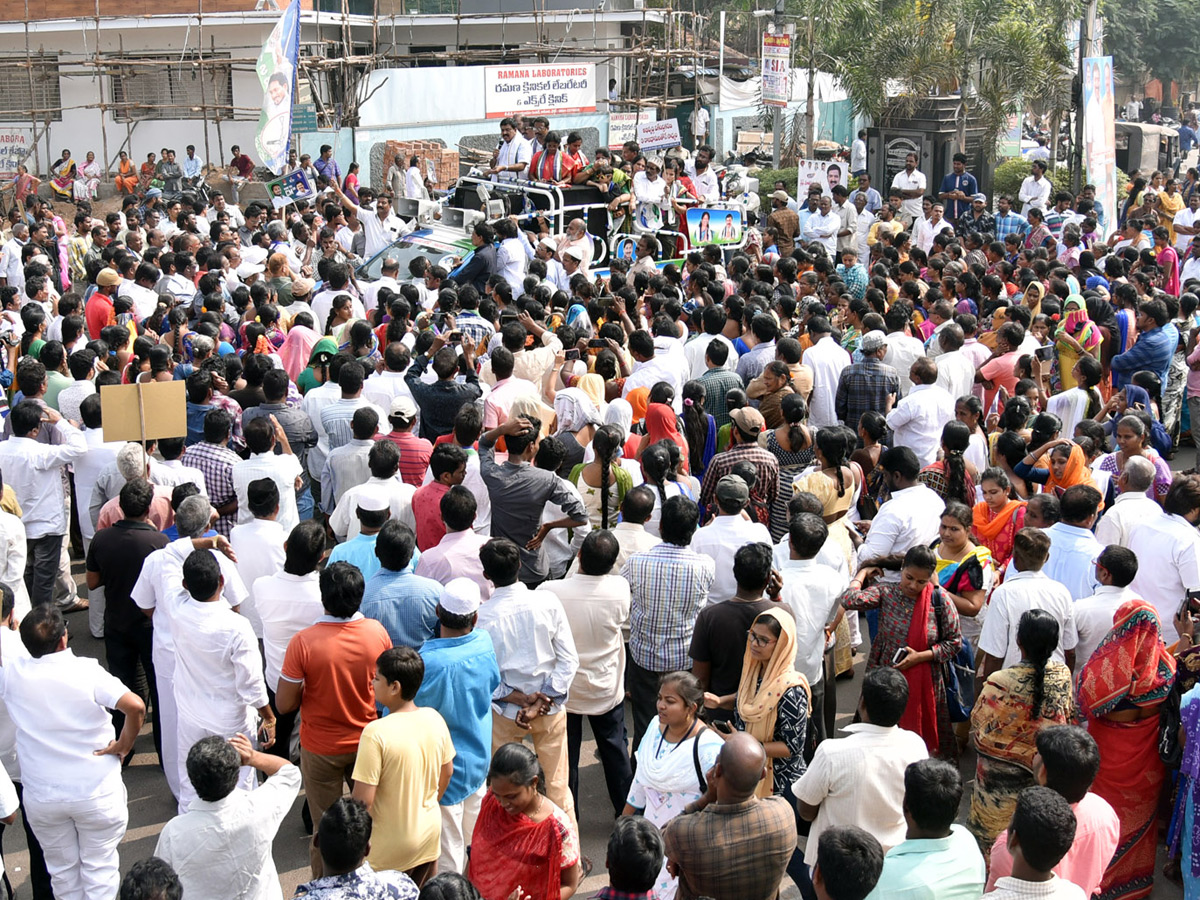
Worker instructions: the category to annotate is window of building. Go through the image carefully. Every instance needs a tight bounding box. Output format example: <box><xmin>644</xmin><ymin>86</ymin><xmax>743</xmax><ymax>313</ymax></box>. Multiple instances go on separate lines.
<box><xmin>111</xmin><ymin>54</ymin><xmax>234</xmax><ymax>122</ymax></box>
<box><xmin>0</xmin><ymin>58</ymin><xmax>61</xmax><ymax>123</ymax></box>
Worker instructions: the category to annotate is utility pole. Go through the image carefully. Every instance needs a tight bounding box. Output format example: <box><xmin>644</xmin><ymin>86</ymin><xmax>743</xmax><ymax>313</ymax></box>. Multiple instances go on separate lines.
<box><xmin>1072</xmin><ymin>0</ymin><xmax>1098</xmax><ymax>193</ymax></box>
<box><xmin>773</xmin><ymin>0</ymin><xmax>785</xmax><ymax>167</ymax></box>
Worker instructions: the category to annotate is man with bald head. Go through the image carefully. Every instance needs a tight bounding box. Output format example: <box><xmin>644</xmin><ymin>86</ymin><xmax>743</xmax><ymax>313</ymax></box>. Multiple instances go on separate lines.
<box><xmin>663</xmin><ymin>732</ymin><xmax>797</xmax><ymax>900</ymax></box>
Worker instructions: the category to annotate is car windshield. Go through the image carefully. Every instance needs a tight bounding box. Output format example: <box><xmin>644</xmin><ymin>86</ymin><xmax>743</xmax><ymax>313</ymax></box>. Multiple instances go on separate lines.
<box><xmin>357</xmin><ymin>239</ymin><xmax>458</xmax><ymax>281</ymax></box>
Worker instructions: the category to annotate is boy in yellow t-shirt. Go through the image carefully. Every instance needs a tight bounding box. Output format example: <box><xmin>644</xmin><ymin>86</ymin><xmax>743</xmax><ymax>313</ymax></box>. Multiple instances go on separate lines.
<box><xmin>351</xmin><ymin>647</ymin><xmax>455</xmax><ymax>886</ymax></box>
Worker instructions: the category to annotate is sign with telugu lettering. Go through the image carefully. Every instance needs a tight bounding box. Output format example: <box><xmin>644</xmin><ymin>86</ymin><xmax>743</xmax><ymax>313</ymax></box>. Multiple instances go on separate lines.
<box><xmin>761</xmin><ymin>33</ymin><xmax>791</xmax><ymax>108</ymax></box>
<box><xmin>484</xmin><ymin>63</ymin><xmax>597</xmax><ymax>119</ymax></box>
<box><xmin>609</xmin><ymin>110</ymin><xmax>657</xmax><ymax>150</ymax></box>
<box><xmin>636</xmin><ymin>118</ymin><xmax>682</xmax><ymax>151</ymax></box>
<box><xmin>0</xmin><ymin>129</ymin><xmax>33</xmax><ymax>176</ymax></box>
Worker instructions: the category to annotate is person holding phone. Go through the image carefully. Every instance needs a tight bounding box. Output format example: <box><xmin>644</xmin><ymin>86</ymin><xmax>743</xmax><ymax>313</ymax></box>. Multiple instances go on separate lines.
<box><xmin>839</xmin><ymin>545</ymin><xmax>964</xmax><ymax>760</ymax></box>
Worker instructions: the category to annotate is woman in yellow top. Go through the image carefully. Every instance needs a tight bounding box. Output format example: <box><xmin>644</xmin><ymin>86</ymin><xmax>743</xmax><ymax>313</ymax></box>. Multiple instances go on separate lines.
<box><xmin>1157</xmin><ymin>178</ymin><xmax>1186</xmax><ymax>244</ymax></box>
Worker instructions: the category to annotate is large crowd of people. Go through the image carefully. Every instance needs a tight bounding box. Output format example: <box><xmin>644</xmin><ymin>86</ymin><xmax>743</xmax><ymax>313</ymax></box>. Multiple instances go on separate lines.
<box><xmin>1</xmin><ymin>118</ymin><xmax>1200</xmax><ymax>900</ymax></box>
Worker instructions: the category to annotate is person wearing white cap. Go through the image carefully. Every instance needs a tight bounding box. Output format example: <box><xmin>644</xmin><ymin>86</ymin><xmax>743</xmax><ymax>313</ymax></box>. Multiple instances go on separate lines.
<box><xmin>535</xmin><ymin>236</ymin><xmax>569</xmax><ymax>293</ymax></box>
<box><xmin>326</xmin><ymin>488</ymin><xmax>393</xmax><ymax>582</ymax></box>
<box><xmin>235</xmin><ymin>260</ymin><xmax>265</xmax><ymax>286</ymax></box>
<box><xmin>412</xmin><ymin>578</ymin><xmax>500</xmax><ymax>874</ymax></box>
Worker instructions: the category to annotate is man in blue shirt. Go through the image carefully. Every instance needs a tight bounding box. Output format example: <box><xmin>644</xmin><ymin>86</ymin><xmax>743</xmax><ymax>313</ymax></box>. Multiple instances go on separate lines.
<box><xmin>849</xmin><ymin>173</ymin><xmax>883</xmax><ymax>212</ymax></box>
<box><xmin>361</xmin><ymin>520</ymin><xmax>442</xmax><ymax>651</ymax></box>
<box><xmin>326</xmin><ymin>493</ymin><xmax>390</xmax><ymax>580</ymax></box>
<box><xmin>414</xmin><ymin>578</ymin><xmax>500</xmax><ymax>876</ymax></box>
<box><xmin>937</xmin><ymin>153</ymin><xmax>978</xmax><ymax>221</ymax></box>
<box><xmin>992</xmin><ymin>194</ymin><xmax>1030</xmax><ymax>241</ymax></box>
<box><xmin>1111</xmin><ymin>297</ymin><xmax>1178</xmax><ymax>390</ymax></box>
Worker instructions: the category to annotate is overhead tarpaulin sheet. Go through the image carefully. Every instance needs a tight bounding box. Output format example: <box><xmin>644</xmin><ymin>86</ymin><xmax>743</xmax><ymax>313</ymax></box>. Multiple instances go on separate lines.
<box><xmin>700</xmin><ymin>72</ymin><xmax>847</xmax><ymax>111</ymax></box>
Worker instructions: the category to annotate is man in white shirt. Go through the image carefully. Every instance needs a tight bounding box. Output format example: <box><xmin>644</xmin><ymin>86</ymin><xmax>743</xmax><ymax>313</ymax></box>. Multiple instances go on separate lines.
<box><xmin>802</xmin><ymin>195</ymin><xmax>840</xmax><ymax>253</ymax></box>
<box><xmin>777</xmin><ymin>514</ymin><xmax>848</xmax><ymax>743</ymax></box>
<box><xmin>1043</xmin><ymin>485</ymin><xmax>1103</xmax><ymax>601</ymax></box>
<box><xmin>1127</xmin><ymin>475</ymin><xmax>1200</xmax><ymax>644</ymax></box>
<box><xmin>331</xmin><ymin>184</ymin><xmax>412</xmax><ymax>259</ymax></box>
<box><xmin>795</xmin><ymin>667</ymin><xmax>928</xmax><ymax>860</ymax></box>
<box><xmin>882</xmin><ymin>308</ymin><xmax>928</xmax><ymax>398</ymax></box>
<box><xmin>859</xmin><ymin>448</ymin><xmax>945</xmax><ymax>585</ymax></box>
<box><xmin>477</xmin><ymin>537</ymin><xmax>579</xmax><ymax>826</ymax></box>
<box><xmin>172</xmin><ymin>549</ymin><xmax>275</xmax><ymax>814</ymax></box>
<box><xmin>885</xmin><ymin>358</ymin><xmax>956</xmax><ymax>468</ymax></box>
<box><xmin>487</xmin><ymin>117</ymin><xmax>532</xmax><ymax>183</ymax></box>
<box><xmin>541</xmin><ymin>531</ymin><xmax>633</xmax><ymax>816</ymax></box>
<box><xmin>154</xmin><ymin>734</ymin><xmax>300</xmax><ymax>900</ymax></box>
<box><xmin>890</xmin><ymin>152</ymin><xmax>927</xmax><ymax>225</ymax></box>
<box><xmin>688</xmin><ymin>475</ymin><xmax>772</xmax><ymax>604</ymax></box>
<box><xmin>0</xmin><ymin>605</ymin><xmax>145</xmax><ymax>900</ymax></box>
<box><xmin>228</xmin><ymin>479</ymin><xmax>287</xmax><ymax>642</ymax></box>
<box><xmin>1018</xmin><ymin>160</ymin><xmax>1053</xmax><ymax>216</ymax></box>
<box><xmin>0</xmin><ymin>402</ymin><xmax>86</xmax><ymax>608</ymax></box>
<box><xmin>495</xmin><ymin>218</ymin><xmax>533</xmax><ymax>294</ymax></box>
<box><xmin>978</xmin><ymin>528</ymin><xmax>1076</xmax><ymax>674</ymax></box>
<box><xmin>622</xmin><ymin>331</ymin><xmax>684</xmax><ymax>412</ymax></box>
<box><xmin>0</xmin><ymin>224</ymin><xmax>27</xmax><ymax>292</ymax></box>
<box><xmin>231</xmin><ymin>417</ymin><xmax>304</xmax><ymax>535</ymax></box>
<box><xmin>361</xmin><ymin>258</ymin><xmax>402</xmax><ymax>317</ymax></box>
<box><xmin>801</xmin><ymin>319</ymin><xmax>852</xmax><ymax>428</ymax></box>
<box><xmin>685</xmin><ymin>146</ymin><xmax>719</xmax><ymax>202</ymax></box>
<box><xmin>685</xmin><ymin>306</ymin><xmax>737</xmax><ymax>379</ymax></box>
<box><xmin>850</xmin><ymin>129</ymin><xmax>868</xmax><ymax>175</ymax></box>
<box><xmin>934</xmin><ymin>324</ymin><xmax>978</xmax><ymax>402</ymax></box>
<box><xmin>1183</xmin><ymin>238</ymin><xmax>1200</xmax><ymax>285</ymax></box>
<box><xmin>1094</xmin><ymin>457</ymin><xmax>1160</xmax><ymax>548</ymax></box>
<box><xmin>329</xmin><ymin>441</ymin><xmax>416</xmax><ymax>542</ymax></box>
<box><xmin>1066</xmin><ymin>546</ymin><xmax>1141</xmax><ymax>672</ymax></box>
<box><xmin>1174</xmin><ymin>192</ymin><xmax>1200</xmax><ymax>253</ymax></box>
<box><xmin>914</xmin><ymin>202</ymin><xmax>953</xmax><ymax>254</ymax></box>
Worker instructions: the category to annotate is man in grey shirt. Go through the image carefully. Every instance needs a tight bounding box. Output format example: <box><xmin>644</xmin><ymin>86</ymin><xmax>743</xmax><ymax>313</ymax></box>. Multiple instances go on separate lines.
<box><xmin>480</xmin><ymin>416</ymin><xmax>587</xmax><ymax>586</ymax></box>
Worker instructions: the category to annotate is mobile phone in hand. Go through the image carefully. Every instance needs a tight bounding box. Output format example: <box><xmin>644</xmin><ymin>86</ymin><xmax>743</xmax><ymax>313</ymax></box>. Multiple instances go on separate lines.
<box><xmin>564</xmin><ymin>348</ymin><xmax>580</xmax><ymax>360</ymax></box>
<box><xmin>892</xmin><ymin>647</ymin><xmax>909</xmax><ymax>665</ymax></box>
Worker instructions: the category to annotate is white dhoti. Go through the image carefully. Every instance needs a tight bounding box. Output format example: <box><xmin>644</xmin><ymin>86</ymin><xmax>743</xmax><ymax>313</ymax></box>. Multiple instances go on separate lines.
<box><xmin>438</xmin><ymin>783</ymin><xmax>486</xmax><ymax>875</ymax></box>
<box><xmin>23</xmin><ymin>782</ymin><xmax>127</xmax><ymax>900</ymax></box>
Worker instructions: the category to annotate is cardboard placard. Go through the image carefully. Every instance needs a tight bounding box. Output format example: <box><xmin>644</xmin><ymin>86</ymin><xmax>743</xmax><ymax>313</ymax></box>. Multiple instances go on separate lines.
<box><xmin>100</xmin><ymin>381</ymin><xmax>187</xmax><ymax>444</ymax></box>
<box><xmin>636</xmin><ymin>118</ymin><xmax>681</xmax><ymax>151</ymax></box>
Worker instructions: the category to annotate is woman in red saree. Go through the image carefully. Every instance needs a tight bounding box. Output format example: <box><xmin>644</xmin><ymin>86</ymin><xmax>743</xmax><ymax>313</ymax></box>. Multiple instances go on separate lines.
<box><xmin>972</xmin><ymin>467</ymin><xmax>1026</xmax><ymax>571</ymax></box>
<box><xmin>839</xmin><ymin>545</ymin><xmax>963</xmax><ymax>759</ymax></box>
<box><xmin>469</xmin><ymin>743</ymin><xmax>582</xmax><ymax>900</ymax></box>
<box><xmin>1078</xmin><ymin>599</ymin><xmax>1176</xmax><ymax>900</ymax></box>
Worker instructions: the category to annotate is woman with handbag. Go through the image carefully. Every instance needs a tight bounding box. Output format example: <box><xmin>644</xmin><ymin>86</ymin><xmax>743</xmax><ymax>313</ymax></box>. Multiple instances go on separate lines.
<box><xmin>966</xmin><ymin>609</ymin><xmax>1072</xmax><ymax>856</ymax></box>
<box><xmin>839</xmin><ymin>545</ymin><xmax>963</xmax><ymax>760</ymax></box>
<box><xmin>622</xmin><ymin>671</ymin><xmax>723</xmax><ymax>900</ymax></box>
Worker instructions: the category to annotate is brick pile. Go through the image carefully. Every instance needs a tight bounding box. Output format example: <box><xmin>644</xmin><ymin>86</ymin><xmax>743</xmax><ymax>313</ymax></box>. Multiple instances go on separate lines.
<box><xmin>378</xmin><ymin>140</ymin><xmax>460</xmax><ymax>193</ymax></box>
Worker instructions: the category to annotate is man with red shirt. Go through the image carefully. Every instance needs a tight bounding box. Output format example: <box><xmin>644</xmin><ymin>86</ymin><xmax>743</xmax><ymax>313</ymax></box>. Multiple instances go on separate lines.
<box><xmin>412</xmin><ymin>444</ymin><xmax>468</xmax><ymax>552</ymax></box>
<box><xmin>86</xmin><ymin>268</ymin><xmax>121</xmax><ymax>339</ymax></box>
<box><xmin>378</xmin><ymin>396</ymin><xmax>433</xmax><ymax>487</ymax></box>
<box><xmin>224</xmin><ymin>145</ymin><xmax>255</xmax><ymax>203</ymax></box>
<box><xmin>275</xmin><ymin>561</ymin><xmax>392</xmax><ymax>878</ymax></box>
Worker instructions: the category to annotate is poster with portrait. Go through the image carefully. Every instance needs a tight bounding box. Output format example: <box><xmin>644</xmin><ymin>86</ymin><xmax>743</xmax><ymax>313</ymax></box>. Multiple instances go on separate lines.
<box><xmin>686</xmin><ymin>208</ymin><xmax>744</xmax><ymax>247</ymax></box>
<box><xmin>254</xmin><ymin>0</ymin><xmax>300</xmax><ymax>176</ymax></box>
<box><xmin>266</xmin><ymin>169</ymin><xmax>315</xmax><ymax>210</ymax></box>
<box><xmin>1083</xmin><ymin>56</ymin><xmax>1117</xmax><ymax>239</ymax></box>
<box><xmin>795</xmin><ymin>159</ymin><xmax>845</xmax><ymax>198</ymax></box>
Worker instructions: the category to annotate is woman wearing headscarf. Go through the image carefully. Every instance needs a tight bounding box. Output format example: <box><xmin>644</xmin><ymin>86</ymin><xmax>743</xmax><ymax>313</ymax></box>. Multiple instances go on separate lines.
<box><xmin>294</xmin><ymin>336</ymin><xmax>338</xmax><ymax>394</ymax></box>
<box><xmin>1078</xmin><ymin>599</ymin><xmax>1176</xmax><ymax>900</ymax></box>
<box><xmin>637</xmin><ymin>403</ymin><xmax>689</xmax><ymax>473</ymax></box>
<box><xmin>704</xmin><ymin>607</ymin><xmax>810</xmax><ymax>799</ymax></box>
<box><xmin>552</xmin><ymin>387</ymin><xmax>602</xmax><ymax>475</ymax></box>
<box><xmin>1054</xmin><ymin>295</ymin><xmax>1102</xmax><ymax>392</ymax></box>
<box><xmin>1013</xmin><ymin>438</ymin><xmax>1100</xmax><ymax>501</ymax></box>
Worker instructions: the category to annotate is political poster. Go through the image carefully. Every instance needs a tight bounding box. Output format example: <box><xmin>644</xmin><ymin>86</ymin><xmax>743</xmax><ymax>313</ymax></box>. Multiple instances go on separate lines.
<box><xmin>636</xmin><ymin>119</ymin><xmax>682</xmax><ymax>152</ymax></box>
<box><xmin>253</xmin><ymin>0</ymin><xmax>300</xmax><ymax>175</ymax></box>
<box><xmin>687</xmin><ymin>208</ymin><xmax>744</xmax><ymax>247</ymax></box>
<box><xmin>484</xmin><ymin>64</ymin><xmax>597</xmax><ymax>119</ymax></box>
<box><xmin>609</xmin><ymin>111</ymin><xmax>657</xmax><ymax>150</ymax></box>
<box><xmin>795</xmin><ymin>158</ymin><xmax>847</xmax><ymax>197</ymax></box>
<box><xmin>761</xmin><ymin>33</ymin><xmax>791</xmax><ymax>108</ymax></box>
<box><xmin>266</xmin><ymin>168</ymin><xmax>315</xmax><ymax>209</ymax></box>
<box><xmin>1083</xmin><ymin>56</ymin><xmax>1117</xmax><ymax>238</ymax></box>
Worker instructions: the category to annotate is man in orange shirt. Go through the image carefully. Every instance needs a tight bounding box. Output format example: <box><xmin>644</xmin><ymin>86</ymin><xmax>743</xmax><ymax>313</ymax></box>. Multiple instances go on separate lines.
<box><xmin>276</xmin><ymin>562</ymin><xmax>393</xmax><ymax>877</ymax></box>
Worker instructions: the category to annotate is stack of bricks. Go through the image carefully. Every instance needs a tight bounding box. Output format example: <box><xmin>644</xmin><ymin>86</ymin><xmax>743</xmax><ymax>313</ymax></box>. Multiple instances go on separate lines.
<box><xmin>379</xmin><ymin>140</ymin><xmax>460</xmax><ymax>192</ymax></box>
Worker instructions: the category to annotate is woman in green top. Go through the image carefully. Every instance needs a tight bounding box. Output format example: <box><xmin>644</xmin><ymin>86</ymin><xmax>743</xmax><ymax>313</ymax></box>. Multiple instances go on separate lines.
<box><xmin>295</xmin><ymin>336</ymin><xmax>338</xmax><ymax>395</ymax></box>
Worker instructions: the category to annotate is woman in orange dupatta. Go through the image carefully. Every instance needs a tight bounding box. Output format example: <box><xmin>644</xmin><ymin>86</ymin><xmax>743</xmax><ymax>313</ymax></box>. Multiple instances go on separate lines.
<box><xmin>637</xmin><ymin>402</ymin><xmax>689</xmax><ymax>473</ymax></box>
<box><xmin>1078</xmin><ymin>600</ymin><xmax>1176</xmax><ymax>900</ymax></box>
<box><xmin>839</xmin><ymin>545</ymin><xmax>963</xmax><ymax>759</ymax></box>
<box><xmin>972</xmin><ymin>467</ymin><xmax>1027</xmax><ymax>571</ymax></box>
<box><xmin>1014</xmin><ymin>438</ymin><xmax>1101</xmax><ymax>503</ymax></box>
<box><xmin>468</xmin><ymin>743</ymin><xmax>582</xmax><ymax>900</ymax></box>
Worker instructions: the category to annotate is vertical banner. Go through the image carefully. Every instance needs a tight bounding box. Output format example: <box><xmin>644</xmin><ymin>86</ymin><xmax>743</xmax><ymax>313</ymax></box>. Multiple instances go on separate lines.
<box><xmin>254</xmin><ymin>0</ymin><xmax>301</xmax><ymax>176</ymax></box>
<box><xmin>761</xmin><ymin>33</ymin><xmax>791</xmax><ymax>108</ymax></box>
<box><xmin>1082</xmin><ymin>56</ymin><xmax>1117</xmax><ymax>238</ymax></box>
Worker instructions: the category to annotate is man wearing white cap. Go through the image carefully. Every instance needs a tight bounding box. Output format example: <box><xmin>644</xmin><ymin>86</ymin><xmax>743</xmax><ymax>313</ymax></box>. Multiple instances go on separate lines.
<box><xmin>235</xmin><ymin>260</ymin><xmax>265</xmax><ymax>287</ymax></box>
<box><xmin>326</xmin><ymin>490</ymin><xmax>393</xmax><ymax>582</ymax></box>
<box><xmin>535</xmin><ymin>237</ymin><xmax>569</xmax><ymax>293</ymax></box>
<box><xmin>414</xmin><ymin>578</ymin><xmax>501</xmax><ymax>874</ymax></box>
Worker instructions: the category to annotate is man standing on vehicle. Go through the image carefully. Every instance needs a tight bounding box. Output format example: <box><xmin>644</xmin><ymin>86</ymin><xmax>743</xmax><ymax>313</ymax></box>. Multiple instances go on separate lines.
<box><xmin>331</xmin><ymin>182</ymin><xmax>411</xmax><ymax>259</ymax></box>
<box><xmin>487</xmin><ymin>118</ymin><xmax>531</xmax><ymax>184</ymax></box>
